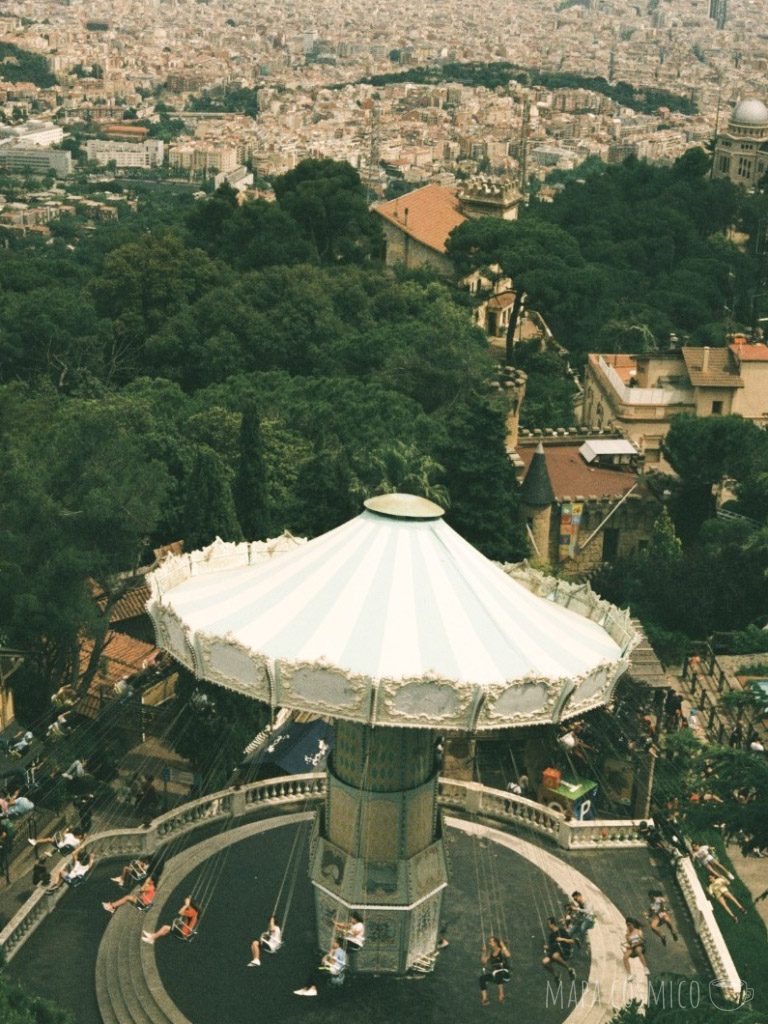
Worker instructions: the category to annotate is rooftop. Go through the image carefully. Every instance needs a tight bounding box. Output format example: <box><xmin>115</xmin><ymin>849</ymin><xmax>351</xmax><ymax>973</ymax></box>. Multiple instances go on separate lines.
<box><xmin>730</xmin><ymin>341</ymin><xmax>768</xmax><ymax>362</ymax></box>
<box><xmin>516</xmin><ymin>441</ymin><xmax>643</xmax><ymax>501</ymax></box>
<box><xmin>681</xmin><ymin>346</ymin><xmax>744</xmax><ymax>389</ymax></box>
<box><xmin>372</xmin><ymin>183</ymin><xmax>465</xmax><ymax>254</ymax></box>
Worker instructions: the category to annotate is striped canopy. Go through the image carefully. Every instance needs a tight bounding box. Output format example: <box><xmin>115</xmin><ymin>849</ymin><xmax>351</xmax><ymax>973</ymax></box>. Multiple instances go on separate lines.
<box><xmin>148</xmin><ymin>495</ymin><xmax>636</xmax><ymax>730</ymax></box>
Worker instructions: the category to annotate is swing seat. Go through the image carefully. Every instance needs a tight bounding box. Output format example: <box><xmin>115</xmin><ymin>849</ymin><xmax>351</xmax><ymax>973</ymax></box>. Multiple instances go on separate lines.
<box><xmin>328</xmin><ymin>968</ymin><xmax>345</xmax><ymax>988</ymax></box>
<box><xmin>128</xmin><ymin>860</ymin><xmax>148</xmax><ymax>882</ymax></box>
<box><xmin>134</xmin><ymin>899</ymin><xmax>155</xmax><ymax>912</ymax></box>
<box><xmin>172</xmin><ymin>917</ymin><xmax>198</xmax><ymax>942</ymax></box>
<box><xmin>410</xmin><ymin>952</ymin><xmax>439</xmax><ymax>974</ymax></box>
<box><xmin>259</xmin><ymin>932</ymin><xmax>283</xmax><ymax>954</ymax></box>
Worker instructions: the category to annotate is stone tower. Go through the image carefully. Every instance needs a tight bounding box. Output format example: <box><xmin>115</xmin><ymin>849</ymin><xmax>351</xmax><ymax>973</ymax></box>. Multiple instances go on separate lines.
<box><xmin>520</xmin><ymin>442</ymin><xmax>554</xmax><ymax>564</ymax></box>
<box><xmin>457</xmin><ymin>175</ymin><xmax>522</xmax><ymax>221</ymax></box>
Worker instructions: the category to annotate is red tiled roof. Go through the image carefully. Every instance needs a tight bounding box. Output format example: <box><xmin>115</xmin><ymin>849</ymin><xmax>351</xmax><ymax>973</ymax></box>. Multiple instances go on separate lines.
<box><xmin>90</xmin><ymin>579</ymin><xmax>150</xmax><ymax>623</ymax></box>
<box><xmin>487</xmin><ymin>292</ymin><xmax>517</xmax><ymax>311</ymax></box>
<box><xmin>589</xmin><ymin>353</ymin><xmax>637</xmax><ymax>384</ymax></box>
<box><xmin>109</xmin><ymin>583</ymin><xmax>150</xmax><ymax>622</ymax></box>
<box><xmin>79</xmin><ymin>631</ymin><xmax>156</xmax><ymax>688</ymax></box>
<box><xmin>681</xmin><ymin>346</ymin><xmax>743</xmax><ymax>388</ymax></box>
<box><xmin>77</xmin><ymin>631</ymin><xmax>157</xmax><ymax>719</ymax></box>
<box><xmin>516</xmin><ymin>443</ymin><xmax>641</xmax><ymax>500</ymax></box>
<box><xmin>373</xmin><ymin>184</ymin><xmax>465</xmax><ymax>254</ymax></box>
<box><xmin>730</xmin><ymin>341</ymin><xmax>768</xmax><ymax>362</ymax></box>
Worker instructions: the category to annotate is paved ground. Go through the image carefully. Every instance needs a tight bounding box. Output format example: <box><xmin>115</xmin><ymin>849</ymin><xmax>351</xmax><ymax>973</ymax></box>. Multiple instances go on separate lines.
<box><xmin>7</xmin><ymin>817</ymin><xmax>707</xmax><ymax>1024</ymax></box>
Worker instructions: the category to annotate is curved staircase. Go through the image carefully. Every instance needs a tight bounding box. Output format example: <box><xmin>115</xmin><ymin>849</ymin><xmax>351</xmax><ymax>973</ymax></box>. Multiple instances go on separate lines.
<box><xmin>95</xmin><ymin>813</ymin><xmax>313</xmax><ymax>1024</ymax></box>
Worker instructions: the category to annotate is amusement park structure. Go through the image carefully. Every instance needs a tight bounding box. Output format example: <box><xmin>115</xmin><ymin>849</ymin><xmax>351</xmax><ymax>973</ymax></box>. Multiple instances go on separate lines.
<box><xmin>147</xmin><ymin>494</ymin><xmax>637</xmax><ymax>974</ymax></box>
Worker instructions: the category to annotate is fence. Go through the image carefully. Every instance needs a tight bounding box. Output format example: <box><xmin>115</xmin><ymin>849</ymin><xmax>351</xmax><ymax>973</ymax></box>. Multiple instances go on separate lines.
<box><xmin>682</xmin><ymin>644</ymin><xmax>763</xmax><ymax>744</ymax></box>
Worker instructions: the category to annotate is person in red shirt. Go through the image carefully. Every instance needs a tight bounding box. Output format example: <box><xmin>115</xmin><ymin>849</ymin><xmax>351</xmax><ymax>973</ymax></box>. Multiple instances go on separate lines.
<box><xmin>142</xmin><ymin>896</ymin><xmax>199</xmax><ymax>944</ymax></box>
<box><xmin>103</xmin><ymin>875</ymin><xmax>156</xmax><ymax>914</ymax></box>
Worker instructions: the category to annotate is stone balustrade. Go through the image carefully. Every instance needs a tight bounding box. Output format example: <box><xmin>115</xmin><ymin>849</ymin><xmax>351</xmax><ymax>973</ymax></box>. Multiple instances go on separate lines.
<box><xmin>437</xmin><ymin>778</ymin><xmax>647</xmax><ymax>849</ymax></box>
<box><xmin>0</xmin><ymin>772</ymin><xmax>724</xmax><ymax>980</ymax></box>
<box><xmin>676</xmin><ymin>856</ymin><xmax>742</xmax><ymax>1004</ymax></box>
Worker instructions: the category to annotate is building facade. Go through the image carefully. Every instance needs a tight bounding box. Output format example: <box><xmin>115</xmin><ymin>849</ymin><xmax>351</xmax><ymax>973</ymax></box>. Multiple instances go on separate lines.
<box><xmin>712</xmin><ymin>97</ymin><xmax>768</xmax><ymax>189</ymax></box>
<box><xmin>582</xmin><ymin>342</ymin><xmax>768</xmax><ymax>468</ymax></box>
<box><xmin>0</xmin><ymin>147</ymin><xmax>72</xmax><ymax>176</ymax></box>
<box><xmin>85</xmin><ymin>138</ymin><xmax>164</xmax><ymax>168</ymax></box>
<box><xmin>514</xmin><ymin>434</ymin><xmax>662</xmax><ymax>574</ymax></box>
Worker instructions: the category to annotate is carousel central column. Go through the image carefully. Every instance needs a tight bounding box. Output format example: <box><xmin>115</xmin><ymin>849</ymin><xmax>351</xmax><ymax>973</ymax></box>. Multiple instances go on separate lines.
<box><xmin>310</xmin><ymin>720</ymin><xmax>447</xmax><ymax>973</ymax></box>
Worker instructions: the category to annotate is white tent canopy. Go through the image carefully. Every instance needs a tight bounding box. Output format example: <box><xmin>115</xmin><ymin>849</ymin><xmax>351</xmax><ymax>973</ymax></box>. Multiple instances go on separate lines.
<box><xmin>148</xmin><ymin>495</ymin><xmax>637</xmax><ymax>730</ymax></box>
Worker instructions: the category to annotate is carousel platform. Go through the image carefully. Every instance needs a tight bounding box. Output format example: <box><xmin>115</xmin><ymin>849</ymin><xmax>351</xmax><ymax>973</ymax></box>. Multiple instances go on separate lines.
<box><xmin>7</xmin><ymin>813</ymin><xmax>705</xmax><ymax>1024</ymax></box>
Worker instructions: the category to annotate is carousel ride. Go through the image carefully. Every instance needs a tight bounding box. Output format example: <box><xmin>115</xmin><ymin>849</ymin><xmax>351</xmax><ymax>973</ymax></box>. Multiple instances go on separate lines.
<box><xmin>147</xmin><ymin>493</ymin><xmax>638</xmax><ymax>975</ymax></box>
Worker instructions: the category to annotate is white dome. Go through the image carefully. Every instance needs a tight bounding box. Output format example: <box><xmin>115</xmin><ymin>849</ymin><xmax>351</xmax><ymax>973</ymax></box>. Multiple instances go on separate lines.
<box><xmin>731</xmin><ymin>98</ymin><xmax>768</xmax><ymax>127</ymax></box>
<box><xmin>148</xmin><ymin>503</ymin><xmax>637</xmax><ymax>730</ymax></box>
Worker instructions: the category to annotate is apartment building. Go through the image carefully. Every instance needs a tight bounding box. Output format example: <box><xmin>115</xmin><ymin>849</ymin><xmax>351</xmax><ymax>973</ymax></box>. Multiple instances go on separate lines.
<box><xmin>582</xmin><ymin>341</ymin><xmax>768</xmax><ymax>467</ymax></box>
<box><xmin>85</xmin><ymin>138</ymin><xmax>164</xmax><ymax>168</ymax></box>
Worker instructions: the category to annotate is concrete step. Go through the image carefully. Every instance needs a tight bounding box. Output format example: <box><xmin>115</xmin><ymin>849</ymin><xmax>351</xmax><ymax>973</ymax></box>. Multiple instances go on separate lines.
<box><xmin>95</xmin><ymin>844</ymin><xmax>204</xmax><ymax>1024</ymax></box>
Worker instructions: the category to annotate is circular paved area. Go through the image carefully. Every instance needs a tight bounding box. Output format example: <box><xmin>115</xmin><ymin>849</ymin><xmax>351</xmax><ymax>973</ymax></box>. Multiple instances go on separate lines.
<box><xmin>146</xmin><ymin>819</ymin><xmax>602</xmax><ymax>1024</ymax></box>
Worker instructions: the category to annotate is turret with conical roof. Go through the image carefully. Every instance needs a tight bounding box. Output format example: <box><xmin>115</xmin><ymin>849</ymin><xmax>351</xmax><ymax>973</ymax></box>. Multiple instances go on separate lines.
<box><xmin>520</xmin><ymin>442</ymin><xmax>554</xmax><ymax>563</ymax></box>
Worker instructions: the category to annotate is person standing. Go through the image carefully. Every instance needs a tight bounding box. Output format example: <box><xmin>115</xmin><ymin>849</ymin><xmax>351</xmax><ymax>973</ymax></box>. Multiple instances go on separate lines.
<box><xmin>569</xmin><ymin>891</ymin><xmax>595</xmax><ymax>945</ymax></box>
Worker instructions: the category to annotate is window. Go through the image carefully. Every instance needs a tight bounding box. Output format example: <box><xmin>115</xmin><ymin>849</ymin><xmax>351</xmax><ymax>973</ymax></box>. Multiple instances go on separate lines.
<box><xmin>602</xmin><ymin>528</ymin><xmax>619</xmax><ymax>563</ymax></box>
<box><xmin>712</xmin><ymin>400</ymin><xmax>723</xmax><ymax>415</ymax></box>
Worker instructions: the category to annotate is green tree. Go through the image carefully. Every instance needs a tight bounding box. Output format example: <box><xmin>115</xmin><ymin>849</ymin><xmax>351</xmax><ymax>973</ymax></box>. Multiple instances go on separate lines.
<box><xmin>0</xmin><ymin>388</ymin><xmax>170</xmax><ymax>714</ymax></box>
<box><xmin>273</xmin><ymin>158</ymin><xmax>383</xmax><ymax>263</ymax></box>
<box><xmin>185</xmin><ymin>183</ymin><xmax>238</xmax><ymax>251</ymax></box>
<box><xmin>291</xmin><ymin>439</ymin><xmax>358</xmax><ymax>537</ymax></box>
<box><xmin>439</xmin><ymin>397</ymin><xmax>527</xmax><ymax>561</ymax></box>
<box><xmin>169</xmin><ymin>673</ymin><xmax>268</xmax><ymax>790</ymax></box>
<box><xmin>351</xmin><ymin>439</ymin><xmax>449</xmax><ymax>507</ymax></box>
<box><xmin>0</xmin><ymin>975</ymin><xmax>76</xmax><ymax>1024</ymax></box>
<box><xmin>234</xmin><ymin>405</ymin><xmax>271</xmax><ymax>541</ymax></box>
<box><xmin>663</xmin><ymin>414</ymin><xmax>768</xmax><ymax>542</ymax></box>
<box><xmin>182</xmin><ymin>446</ymin><xmax>243</xmax><ymax>550</ymax></box>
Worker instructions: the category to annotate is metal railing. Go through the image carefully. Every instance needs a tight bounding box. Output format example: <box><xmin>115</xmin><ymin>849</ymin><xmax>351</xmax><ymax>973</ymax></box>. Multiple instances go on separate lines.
<box><xmin>682</xmin><ymin>646</ymin><xmax>763</xmax><ymax>744</ymax></box>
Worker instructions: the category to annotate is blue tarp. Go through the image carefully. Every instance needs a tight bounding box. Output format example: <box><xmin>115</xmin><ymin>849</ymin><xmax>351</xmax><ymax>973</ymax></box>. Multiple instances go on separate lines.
<box><xmin>256</xmin><ymin>719</ymin><xmax>334</xmax><ymax>775</ymax></box>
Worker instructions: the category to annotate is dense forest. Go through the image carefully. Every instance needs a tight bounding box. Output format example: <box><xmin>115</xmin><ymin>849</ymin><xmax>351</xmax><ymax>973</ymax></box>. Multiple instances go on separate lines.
<box><xmin>345</xmin><ymin>61</ymin><xmax>695</xmax><ymax>115</ymax></box>
<box><xmin>0</xmin><ymin>159</ymin><xmax>524</xmax><ymax>715</ymax></box>
<box><xmin>0</xmin><ymin>42</ymin><xmax>57</xmax><ymax>88</ymax></box>
<box><xmin>1</xmin><ymin>152</ymin><xmax>767</xmax><ymax>717</ymax></box>
<box><xmin>448</xmin><ymin>149</ymin><xmax>759</xmax><ymax>356</ymax></box>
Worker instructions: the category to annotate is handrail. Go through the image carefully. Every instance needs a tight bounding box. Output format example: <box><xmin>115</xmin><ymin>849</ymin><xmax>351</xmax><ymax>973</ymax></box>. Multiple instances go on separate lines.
<box><xmin>0</xmin><ymin>772</ymin><xmax>326</xmax><ymax>961</ymax></box>
<box><xmin>0</xmin><ymin>774</ymin><xmax>714</xmax><ymax>976</ymax></box>
<box><xmin>437</xmin><ymin>778</ymin><xmax>648</xmax><ymax>849</ymax></box>
<box><xmin>676</xmin><ymin>856</ymin><xmax>742</xmax><ymax>1003</ymax></box>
